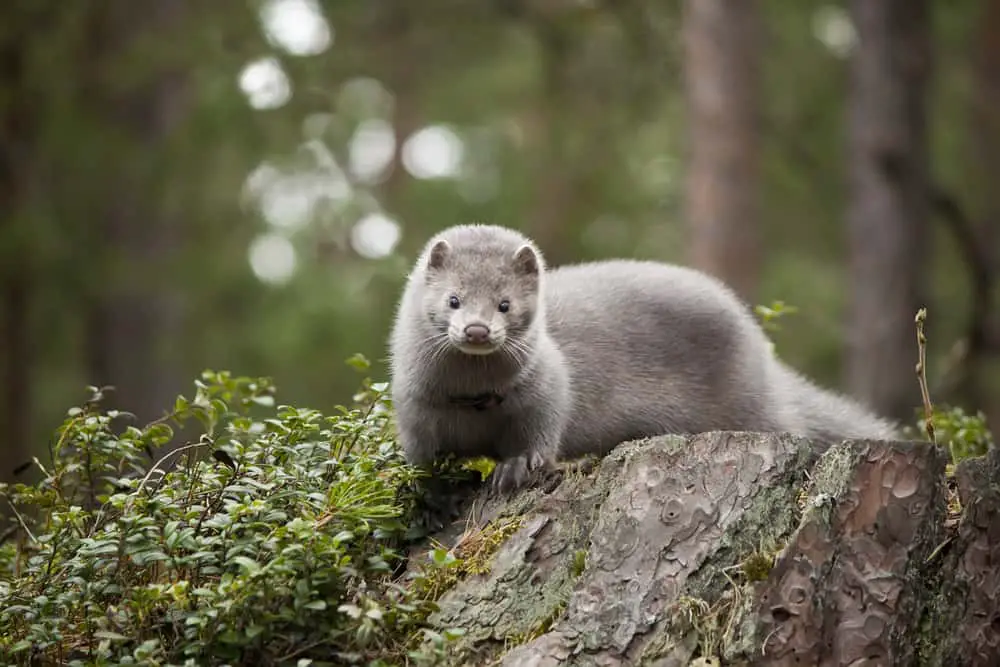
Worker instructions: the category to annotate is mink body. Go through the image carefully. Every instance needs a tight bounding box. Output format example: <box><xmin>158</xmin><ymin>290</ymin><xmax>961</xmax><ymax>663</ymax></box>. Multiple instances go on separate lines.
<box><xmin>388</xmin><ymin>224</ymin><xmax>899</xmax><ymax>492</ymax></box>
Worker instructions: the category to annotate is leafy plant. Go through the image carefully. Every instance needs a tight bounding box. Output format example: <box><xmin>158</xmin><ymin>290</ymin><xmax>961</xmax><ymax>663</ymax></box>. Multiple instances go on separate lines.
<box><xmin>915</xmin><ymin>405</ymin><xmax>994</xmax><ymax>465</ymax></box>
<box><xmin>753</xmin><ymin>300</ymin><xmax>799</xmax><ymax>333</ymax></box>
<box><xmin>0</xmin><ymin>360</ymin><xmax>474</xmax><ymax>666</ymax></box>
<box><xmin>910</xmin><ymin>307</ymin><xmax>994</xmax><ymax>465</ymax></box>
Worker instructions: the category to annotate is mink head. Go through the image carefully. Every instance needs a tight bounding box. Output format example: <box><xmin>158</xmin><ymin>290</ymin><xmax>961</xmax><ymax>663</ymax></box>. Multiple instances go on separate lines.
<box><xmin>419</xmin><ymin>225</ymin><xmax>544</xmax><ymax>357</ymax></box>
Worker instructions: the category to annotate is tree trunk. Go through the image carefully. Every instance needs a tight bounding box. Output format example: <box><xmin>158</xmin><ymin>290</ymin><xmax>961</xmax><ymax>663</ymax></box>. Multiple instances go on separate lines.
<box><xmin>681</xmin><ymin>0</ymin><xmax>761</xmax><ymax>302</ymax></box>
<box><xmin>526</xmin><ymin>21</ymin><xmax>577</xmax><ymax>268</ymax></box>
<box><xmin>845</xmin><ymin>0</ymin><xmax>931</xmax><ymax>422</ymax></box>
<box><xmin>0</xmin><ymin>279</ymin><xmax>29</xmax><ymax>485</ymax></box>
<box><xmin>509</xmin><ymin>3</ymin><xmax>619</xmax><ymax>268</ymax></box>
<box><xmin>375</xmin><ymin>0</ymin><xmax>420</xmax><ymax>225</ymax></box>
<box><xmin>409</xmin><ymin>432</ymin><xmax>999</xmax><ymax>665</ymax></box>
<box><xmin>82</xmin><ymin>0</ymin><xmax>190</xmax><ymax>428</ymax></box>
<box><xmin>0</xmin><ymin>34</ymin><xmax>34</xmax><ymax>486</ymax></box>
<box><xmin>966</xmin><ymin>0</ymin><xmax>1000</xmax><ymax>430</ymax></box>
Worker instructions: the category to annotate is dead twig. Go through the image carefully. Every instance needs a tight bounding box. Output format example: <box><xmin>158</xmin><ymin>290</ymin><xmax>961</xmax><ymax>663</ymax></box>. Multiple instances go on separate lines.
<box><xmin>914</xmin><ymin>308</ymin><xmax>935</xmax><ymax>443</ymax></box>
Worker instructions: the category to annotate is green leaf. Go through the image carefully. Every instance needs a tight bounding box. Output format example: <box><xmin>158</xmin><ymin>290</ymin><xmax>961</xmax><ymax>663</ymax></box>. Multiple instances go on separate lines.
<box><xmin>212</xmin><ymin>449</ymin><xmax>237</xmax><ymax>470</ymax></box>
<box><xmin>10</xmin><ymin>639</ymin><xmax>33</xmax><ymax>653</ymax></box>
<box><xmin>345</xmin><ymin>353</ymin><xmax>370</xmax><ymax>372</ymax></box>
<box><xmin>430</xmin><ymin>548</ymin><xmax>458</xmax><ymax>567</ymax></box>
<box><xmin>83</xmin><ymin>542</ymin><xmax>120</xmax><ymax>556</ymax></box>
<box><xmin>232</xmin><ymin>556</ymin><xmax>262</xmax><ymax>574</ymax></box>
<box><xmin>338</xmin><ymin>603</ymin><xmax>363</xmax><ymax>619</ymax></box>
<box><xmin>145</xmin><ymin>422</ymin><xmax>174</xmax><ymax>446</ymax></box>
<box><xmin>251</xmin><ymin>394</ymin><xmax>275</xmax><ymax>407</ymax></box>
<box><xmin>462</xmin><ymin>457</ymin><xmax>496</xmax><ymax>480</ymax></box>
<box><xmin>132</xmin><ymin>550</ymin><xmax>170</xmax><ymax>566</ymax></box>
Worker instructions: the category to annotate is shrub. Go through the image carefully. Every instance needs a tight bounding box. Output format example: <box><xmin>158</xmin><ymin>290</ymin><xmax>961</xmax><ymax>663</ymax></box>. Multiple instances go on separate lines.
<box><xmin>919</xmin><ymin>405</ymin><xmax>994</xmax><ymax>465</ymax></box>
<box><xmin>0</xmin><ymin>360</ymin><xmax>469</xmax><ymax>666</ymax></box>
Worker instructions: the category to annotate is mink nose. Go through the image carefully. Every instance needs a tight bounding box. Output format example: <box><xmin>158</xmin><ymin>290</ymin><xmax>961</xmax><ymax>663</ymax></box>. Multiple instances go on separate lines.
<box><xmin>464</xmin><ymin>324</ymin><xmax>490</xmax><ymax>344</ymax></box>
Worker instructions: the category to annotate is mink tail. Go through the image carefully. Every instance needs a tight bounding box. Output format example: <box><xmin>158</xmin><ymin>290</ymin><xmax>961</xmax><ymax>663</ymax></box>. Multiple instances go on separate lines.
<box><xmin>773</xmin><ymin>361</ymin><xmax>901</xmax><ymax>447</ymax></box>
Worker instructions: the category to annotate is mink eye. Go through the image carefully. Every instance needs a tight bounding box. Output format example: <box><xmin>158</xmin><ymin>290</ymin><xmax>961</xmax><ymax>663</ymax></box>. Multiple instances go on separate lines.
<box><xmin>448</xmin><ymin>295</ymin><xmax>461</xmax><ymax>309</ymax></box>
<box><xmin>498</xmin><ymin>300</ymin><xmax>510</xmax><ymax>313</ymax></box>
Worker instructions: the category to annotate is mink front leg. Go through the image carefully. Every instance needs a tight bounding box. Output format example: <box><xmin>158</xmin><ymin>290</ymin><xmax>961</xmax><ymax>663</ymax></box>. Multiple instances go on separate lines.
<box><xmin>489</xmin><ymin>405</ymin><xmax>563</xmax><ymax>494</ymax></box>
<box><xmin>393</xmin><ymin>395</ymin><xmax>442</xmax><ymax>467</ymax></box>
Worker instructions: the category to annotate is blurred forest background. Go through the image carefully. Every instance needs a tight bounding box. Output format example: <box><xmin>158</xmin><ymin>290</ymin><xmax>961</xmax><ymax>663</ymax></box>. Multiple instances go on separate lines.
<box><xmin>2</xmin><ymin>0</ymin><xmax>999</xmax><ymax>483</ymax></box>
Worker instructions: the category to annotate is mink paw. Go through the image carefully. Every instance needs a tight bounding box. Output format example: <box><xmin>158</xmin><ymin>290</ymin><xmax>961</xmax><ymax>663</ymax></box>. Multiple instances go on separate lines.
<box><xmin>490</xmin><ymin>449</ymin><xmax>549</xmax><ymax>495</ymax></box>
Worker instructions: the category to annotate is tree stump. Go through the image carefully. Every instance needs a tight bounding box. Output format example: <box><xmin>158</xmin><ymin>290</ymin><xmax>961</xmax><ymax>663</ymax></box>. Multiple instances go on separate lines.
<box><xmin>412</xmin><ymin>432</ymin><xmax>1000</xmax><ymax>666</ymax></box>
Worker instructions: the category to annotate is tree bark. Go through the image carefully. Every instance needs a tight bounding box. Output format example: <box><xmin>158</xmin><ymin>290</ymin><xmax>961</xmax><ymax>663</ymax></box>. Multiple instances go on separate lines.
<box><xmin>919</xmin><ymin>446</ymin><xmax>1000</xmax><ymax>665</ymax></box>
<box><xmin>845</xmin><ymin>0</ymin><xmax>931</xmax><ymax>421</ymax></box>
<box><xmin>410</xmin><ymin>432</ymin><xmax>999</xmax><ymax>666</ymax></box>
<box><xmin>681</xmin><ymin>0</ymin><xmax>761</xmax><ymax>302</ymax></box>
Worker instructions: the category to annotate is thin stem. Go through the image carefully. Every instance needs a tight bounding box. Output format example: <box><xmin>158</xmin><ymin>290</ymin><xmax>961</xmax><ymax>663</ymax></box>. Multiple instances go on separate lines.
<box><xmin>915</xmin><ymin>308</ymin><xmax>935</xmax><ymax>443</ymax></box>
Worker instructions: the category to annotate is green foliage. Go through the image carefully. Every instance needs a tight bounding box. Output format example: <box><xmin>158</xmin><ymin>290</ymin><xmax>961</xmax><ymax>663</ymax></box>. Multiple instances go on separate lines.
<box><xmin>460</xmin><ymin>458</ymin><xmax>496</xmax><ymax>482</ymax></box>
<box><xmin>570</xmin><ymin>549</ymin><xmax>587</xmax><ymax>578</ymax></box>
<box><xmin>915</xmin><ymin>405</ymin><xmax>994</xmax><ymax>465</ymax></box>
<box><xmin>0</xmin><ymin>360</ymin><xmax>472</xmax><ymax>666</ymax></box>
<box><xmin>753</xmin><ymin>300</ymin><xmax>799</xmax><ymax>333</ymax></box>
<box><xmin>739</xmin><ymin>551</ymin><xmax>775</xmax><ymax>583</ymax></box>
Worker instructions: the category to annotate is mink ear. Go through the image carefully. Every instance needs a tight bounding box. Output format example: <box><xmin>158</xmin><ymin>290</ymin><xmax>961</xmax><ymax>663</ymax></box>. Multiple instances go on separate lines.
<box><xmin>512</xmin><ymin>244</ymin><xmax>540</xmax><ymax>276</ymax></box>
<box><xmin>427</xmin><ymin>240</ymin><xmax>451</xmax><ymax>270</ymax></box>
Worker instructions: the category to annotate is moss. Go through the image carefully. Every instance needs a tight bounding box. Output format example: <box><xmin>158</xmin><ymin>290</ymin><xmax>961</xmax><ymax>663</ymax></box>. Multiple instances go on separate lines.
<box><xmin>430</xmin><ymin>450</ymin><xmax>626</xmax><ymax>664</ymax></box>
<box><xmin>570</xmin><ymin>548</ymin><xmax>587</xmax><ymax>578</ymax></box>
<box><xmin>687</xmin><ymin>469</ymin><xmax>804</xmax><ymax>603</ymax></box>
<box><xmin>642</xmin><ymin>592</ymin><xmax>740</xmax><ymax>664</ymax></box>
<box><xmin>415</xmin><ymin>515</ymin><xmax>526</xmax><ymax>601</ymax></box>
<box><xmin>504</xmin><ymin>598</ymin><xmax>569</xmax><ymax>646</ymax></box>
<box><xmin>740</xmin><ymin>550</ymin><xmax>775</xmax><ymax>582</ymax></box>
